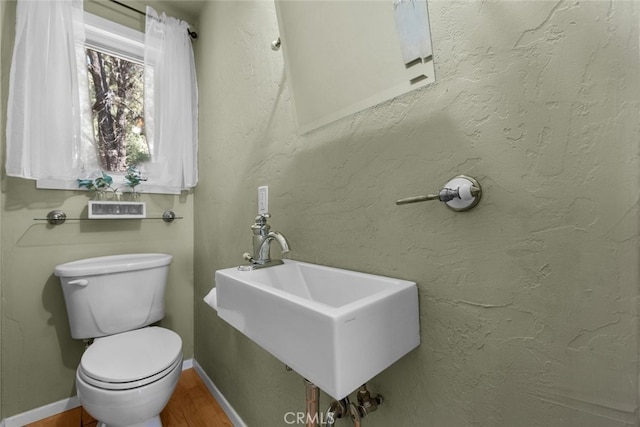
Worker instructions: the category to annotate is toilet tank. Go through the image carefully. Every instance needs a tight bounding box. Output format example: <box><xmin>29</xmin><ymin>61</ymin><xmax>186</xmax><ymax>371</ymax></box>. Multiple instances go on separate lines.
<box><xmin>54</xmin><ymin>253</ymin><xmax>173</xmax><ymax>339</ymax></box>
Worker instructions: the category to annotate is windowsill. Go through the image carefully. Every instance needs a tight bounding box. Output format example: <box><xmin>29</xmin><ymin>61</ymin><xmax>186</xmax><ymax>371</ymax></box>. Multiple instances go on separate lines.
<box><xmin>36</xmin><ymin>178</ymin><xmax>181</xmax><ymax>195</ymax></box>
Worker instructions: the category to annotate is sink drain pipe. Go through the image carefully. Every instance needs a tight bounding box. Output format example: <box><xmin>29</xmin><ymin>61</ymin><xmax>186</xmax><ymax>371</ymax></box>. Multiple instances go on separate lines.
<box><xmin>305</xmin><ymin>379</ymin><xmax>320</xmax><ymax>427</ymax></box>
<box><xmin>325</xmin><ymin>384</ymin><xmax>383</xmax><ymax>427</ymax></box>
<box><xmin>300</xmin><ymin>376</ymin><xmax>382</xmax><ymax>427</ymax></box>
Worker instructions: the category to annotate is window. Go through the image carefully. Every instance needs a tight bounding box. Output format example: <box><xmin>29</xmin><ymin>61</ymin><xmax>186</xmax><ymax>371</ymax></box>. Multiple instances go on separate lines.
<box><xmin>36</xmin><ymin>12</ymin><xmax>153</xmax><ymax>191</ymax></box>
<box><xmin>86</xmin><ymin>47</ymin><xmax>148</xmax><ymax>172</ymax></box>
<box><xmin>84</xmin><ymin>13</ymin><xmax>148</xmax><ymax>173</ymax></box>
<box><xmin>18</xmin><ymin>6</ymin><xmax>198</xmax><ymax>193</ymax></box>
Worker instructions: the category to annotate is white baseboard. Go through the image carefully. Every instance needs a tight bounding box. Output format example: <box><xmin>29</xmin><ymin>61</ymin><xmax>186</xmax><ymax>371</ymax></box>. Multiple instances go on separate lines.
<box><xmin>0</xmin><ymin>358</ymin><xmax>245</xmax><ymax>427</ymax></box>
<box><xmin>182</xmin><ymin>357</ymin><xmax>194</xmax><ymax>370</ymax></box>
<box><xmin>1</xmin><ymin>396</ymin><xmax>81</xmax><ymax>427</ymax></box>
<box><xmin>192</xmin><ymin>359</ymin><xmax>247</xmax><ymax>427</ymax></box>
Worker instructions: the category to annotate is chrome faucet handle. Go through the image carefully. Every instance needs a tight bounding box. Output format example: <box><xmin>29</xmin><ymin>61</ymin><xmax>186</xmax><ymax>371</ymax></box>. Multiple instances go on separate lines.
<box><xmin>252</xmin><ymin>214</ymin><xmax>272</xmax><ymax>235</ymax></box>
<box><xmin>254</xmin><ymin>213</ymin><xmax>271</xmax><ymax>223</ymax></box>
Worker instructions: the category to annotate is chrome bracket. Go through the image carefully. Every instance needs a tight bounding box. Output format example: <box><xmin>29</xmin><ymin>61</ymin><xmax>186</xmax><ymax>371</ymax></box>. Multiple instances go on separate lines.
<box><xmin>46</xmin><ymin>210</ymin><xmax>67</xmax><ymax>225</ymax></box>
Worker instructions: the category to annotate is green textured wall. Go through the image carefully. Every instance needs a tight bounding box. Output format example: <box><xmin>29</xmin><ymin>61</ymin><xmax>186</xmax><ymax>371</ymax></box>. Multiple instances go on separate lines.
<box><xmin>194</xmin><ymin>1</ymin><xmax>640</xmax><ymax>426</ymax></box>
<box><xmin>0</xmin><ymin>0</ymin><xmax>6</xmax><ymax>421</ymax></box>
<box><xmin>0</xmin><ymin>0</ymin><xmax>196</xmax><ymax>418</ymax></box>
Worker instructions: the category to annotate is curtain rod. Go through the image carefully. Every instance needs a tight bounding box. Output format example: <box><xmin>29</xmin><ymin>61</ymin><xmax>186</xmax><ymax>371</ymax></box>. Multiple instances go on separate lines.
<box><xmin>109</xmin><ymin>0</ymin><xmax>198</xmax><ymax>39</ymax></box>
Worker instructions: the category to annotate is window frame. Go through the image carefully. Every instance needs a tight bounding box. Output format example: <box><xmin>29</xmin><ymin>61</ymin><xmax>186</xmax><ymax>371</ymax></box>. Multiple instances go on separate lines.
<box><xmin>36</xmin><ymin>12</ymin><xmax>180</xmax><ymax>195</ymax></box>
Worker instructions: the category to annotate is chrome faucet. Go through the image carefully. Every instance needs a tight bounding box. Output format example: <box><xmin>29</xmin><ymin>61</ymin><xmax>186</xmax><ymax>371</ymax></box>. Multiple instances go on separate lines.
<box><xmin>242</xmin><ymin>214</ymin><xmax>291</xmax><ymax>269</ymax></box>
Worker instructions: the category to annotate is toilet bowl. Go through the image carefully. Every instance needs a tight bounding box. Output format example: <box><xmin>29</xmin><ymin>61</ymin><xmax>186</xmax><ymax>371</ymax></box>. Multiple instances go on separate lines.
<box><xmin>55</xmin><ymin>254</ymin><xmax>181</xmax><ymax>427</ymax></box>
<box><xmin>76</xmin><ymin>327</ymin><xmax>182</xmax><ymax>427</ymax></box>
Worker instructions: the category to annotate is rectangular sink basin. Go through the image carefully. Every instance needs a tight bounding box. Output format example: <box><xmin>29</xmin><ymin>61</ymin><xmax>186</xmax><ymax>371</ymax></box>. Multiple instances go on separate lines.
<box><xmin>212</xmin><ymin>259</ymin><xmax>420</xmax><ymax>399</ymax></box>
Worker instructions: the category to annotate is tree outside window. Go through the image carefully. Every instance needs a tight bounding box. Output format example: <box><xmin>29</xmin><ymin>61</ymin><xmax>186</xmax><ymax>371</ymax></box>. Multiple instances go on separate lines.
<box><xmin>86</xmin><ymin>48</ymin><xmax>149</xmax><ymax>172</ymax></box>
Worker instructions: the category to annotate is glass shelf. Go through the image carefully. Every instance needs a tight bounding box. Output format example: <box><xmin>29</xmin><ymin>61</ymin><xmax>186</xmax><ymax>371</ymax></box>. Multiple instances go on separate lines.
<box><xmin>34</xmin><ymin>210</ymin><xmax>181</xmax><ymax>225</ymax></box>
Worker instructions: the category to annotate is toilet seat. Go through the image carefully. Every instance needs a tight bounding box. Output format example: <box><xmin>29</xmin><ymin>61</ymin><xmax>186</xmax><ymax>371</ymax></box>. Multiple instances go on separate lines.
<box><xmin>79</xmin><ymin>327</ymin><xmax>182</xmax><ymax>391</ymax></box>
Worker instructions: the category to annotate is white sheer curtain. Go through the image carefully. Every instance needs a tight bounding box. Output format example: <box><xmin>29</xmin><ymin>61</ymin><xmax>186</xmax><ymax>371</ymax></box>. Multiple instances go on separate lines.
<box><xmin>144</xmin><ymin>7</ymin><xmax>198</xmax><ymax>192</ymax></box>
<box><xmin>5</xmin><ymin>0</ymin><xmax>96</xmax><ymax>180</ymax></box>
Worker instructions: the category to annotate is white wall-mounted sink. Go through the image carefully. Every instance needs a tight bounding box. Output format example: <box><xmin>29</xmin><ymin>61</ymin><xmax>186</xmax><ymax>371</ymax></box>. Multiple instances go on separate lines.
<box><xmin>210</xmin><ymin>259</ymin><xmax>420</xmax><ymax>400</ymax></box>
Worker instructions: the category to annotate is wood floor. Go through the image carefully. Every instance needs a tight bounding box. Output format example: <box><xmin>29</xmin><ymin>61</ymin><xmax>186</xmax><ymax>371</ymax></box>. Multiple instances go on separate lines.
<box><xmin>26</xmin><ymin>368</ymin><xmax>234</xmax><ymax>427</ymax></box>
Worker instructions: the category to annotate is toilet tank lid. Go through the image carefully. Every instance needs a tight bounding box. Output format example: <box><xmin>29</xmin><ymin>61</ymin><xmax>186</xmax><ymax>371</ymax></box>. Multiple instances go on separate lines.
<box><xmin>54</xmin><ymin>253</ymin><xmax>173</xmax><ymax>277</ymax></box>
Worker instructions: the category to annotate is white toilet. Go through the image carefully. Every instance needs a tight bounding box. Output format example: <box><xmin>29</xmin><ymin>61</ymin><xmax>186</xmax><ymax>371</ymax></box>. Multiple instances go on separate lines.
<box><xmin>55</xmin><ymin>253</ymin><xmax>183</xmax><ymax>427</ymax></box>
